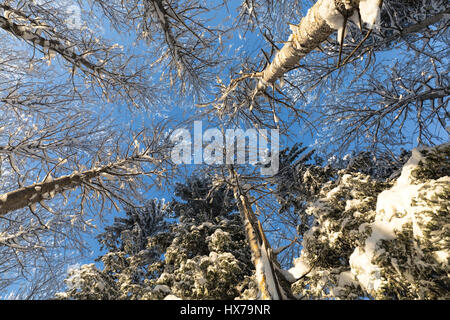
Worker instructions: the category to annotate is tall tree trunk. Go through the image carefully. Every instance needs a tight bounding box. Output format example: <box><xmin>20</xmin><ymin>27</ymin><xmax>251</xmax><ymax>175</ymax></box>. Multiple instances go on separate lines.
<box><xmin>0</xmin><ymin>156</ymin><xmax>142</xmax><ymax>216</ymax></box>
<box><xmin>259</xmin><ymin>0</ymin><xmax>334</xmax><ymax>88</ymax></box>
<box><xmin>257</xmin><ymin>0</ymin><xmax>388</xmax><ymax>89</ymax></box>
<box><xmin>0</xmin><ymin>13</ymin><xmax>102</xmax><ymax>76</ymax></box>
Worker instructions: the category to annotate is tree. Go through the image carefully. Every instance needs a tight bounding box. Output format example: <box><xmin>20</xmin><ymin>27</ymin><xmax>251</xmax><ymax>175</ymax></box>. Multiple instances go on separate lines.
<box><xmin>56</xmin><ymin>143</ymin><xmax>449</xmax><ymax>300</ymax></box>
<box><xmin>0</xmin><ymin>121</ymin><xmax>173</xmax><ymax>298</ymax></box>
<box><xmin>211</xmin><ymin>0</ymin><xmax>448</xmax><ymax>153</ymax></box>
<box><xmin>87</xmin><ymin>0</ymin><xmax>232</xmax><ymax>97</ymax></box>
<box><xmin>54</xmin><ymin>200</ymin><xmax>170</xmax><ymax>300</ymax></box>
<box><xmin>57</xmin><ymin>176</ymin><xmax>255</xmax><ymax>300</ymax></box>
<box><xmin>0</xmin><ymin>1</ymin><xmax>159</xmax><ymax>108</ymax></box>
<box><xmin>256</xmin><ymin>0</ymin><xmax>449</xmax><ymax>88</ymax></box>
<box><xmin>154</xmin><ymin>177</ymin><xmax>254</xmax><ymax>299</ymax></box>
<box><xmin>0</xmin><ymin>0</ymin><xmax>177</xmax><ymax>297</ymax></box>
<box><xmin>277</xmin><ymin>143</ymin><xmax>449</xmax><ymax>299</ymax></box>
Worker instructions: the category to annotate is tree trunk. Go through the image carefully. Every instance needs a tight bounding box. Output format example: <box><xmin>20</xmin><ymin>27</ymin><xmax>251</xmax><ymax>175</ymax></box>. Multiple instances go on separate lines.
<box><xmin>0</xmin><ymin>4</ymin><xmax>108</xmax><ymax>76</ymax></box>
<box><xmin>228</xmin><ymin>166</ymin><xmax>292</xmax><ymax>300</ymax></box>
<box><xmin>258</xmin><ymin>0</ymin><xmax>338</xmax><ymax>89</ymax></box>
<box><xmin>0</xmin><ymin>16</ymin><xmax>100</xmax><ymax>75</ymax></box>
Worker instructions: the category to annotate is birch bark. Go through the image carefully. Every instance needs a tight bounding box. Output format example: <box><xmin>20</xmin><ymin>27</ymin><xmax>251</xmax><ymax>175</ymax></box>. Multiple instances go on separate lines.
<box><xmin>0</xmin><ymin>15</ymin><xmax>102</xmax><ymax>75</ymax></box>
<box><xmin>0</xmin><ymin>154</ymin><xmax>153</xmax><ymax>216</ymax></box>
<box><xmin>259</xmin><ymin>0</ymin><xmax>334</xmax><ymax>87</ymax></box>
<box><xmin>258</xmin><ymin>0</ymin><xmax>378</xmax><ymax>88</ymax></box>
<box><xmin>228</xmin><ymin>166</ymin><xmax>290</xmax><ymax>300</ymax></box>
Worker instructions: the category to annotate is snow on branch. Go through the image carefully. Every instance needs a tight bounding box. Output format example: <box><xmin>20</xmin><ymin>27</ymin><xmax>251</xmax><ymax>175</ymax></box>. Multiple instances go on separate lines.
<box><xmin>258</xmin><ymin>0</ymin><xmax>382</xmax><ymax>89</ymax></box>
<box><xmin>0</xmin><ymin>149</ymin><xmax>169</xmax><ymax>217</ymax></box>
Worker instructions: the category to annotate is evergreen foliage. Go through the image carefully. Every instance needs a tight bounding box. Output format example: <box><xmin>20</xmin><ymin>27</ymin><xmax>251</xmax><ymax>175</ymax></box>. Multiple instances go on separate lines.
<box><xmin>57</xmin><ymin>144</ymin><xmax>449</xmax><ymax>300</ymax></box>
<box><xmin>57</xmin><ymin>177</ymin><xmax>254</xmax><ymax>300</ymax></box>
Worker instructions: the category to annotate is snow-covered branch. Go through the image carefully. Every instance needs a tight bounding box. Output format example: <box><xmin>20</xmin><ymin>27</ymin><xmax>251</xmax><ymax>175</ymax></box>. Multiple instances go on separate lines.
<box><xmin>257</xmin><ymin>0</ymin><xmax>382</xmax><ymax>90</ymax></box>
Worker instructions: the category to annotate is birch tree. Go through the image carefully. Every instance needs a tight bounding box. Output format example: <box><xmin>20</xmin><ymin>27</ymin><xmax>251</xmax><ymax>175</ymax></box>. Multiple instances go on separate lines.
<box><xmin>87</xmin><ymin>0</ymin><xmax>232</xmax><ymax>97</ymax></box>
<box><xmin>211</xmin><ymin>0</ymin><xmax>448</xmax><ymax>153</ymax></box>
<box><xmin>0</xmin><ymin>119</ymin><xmax>173</xmax><ymax>297</ymax></box>
<box><xmin>1</xmin><ymin>0</ymin><xmax>448</xmax><ymax>300</ymax></box>
<box><xmin>54</xmin><ymin>141</ymin><xmax>449</xmax><ymax>300</ymax></box>
<box><xmin>0</xmin><ymin>2</ymin><xmax>178</xmax><ymax>296</ymax></box>
<box><xmin>0</xmin><ymin>1</ymin><xmax>159</xmax><ymax>109</ymax></box>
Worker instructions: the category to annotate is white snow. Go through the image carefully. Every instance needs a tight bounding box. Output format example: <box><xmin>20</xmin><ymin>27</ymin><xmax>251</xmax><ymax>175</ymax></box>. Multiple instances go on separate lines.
<box><xmin>319</xmin><ymin>0</ymin><xmax>382</xmax><ymax>44</ymax></box>
<box><xmin>345</xmin><ymin>198</ymin><xmax>366</xmax><ymax>211</ymax></box>
<box><xmin>319</xmin><ymin>0</ymin><xmax>346</xmax><ymax>43</ymax></box>
<box><xmin>43</xmin><ymin>173</ymin><xmax>53</xmax><ymax>183</ymax></box>
<box><xmin>255</xmin><ymin>242</ymin><xmax>280</xmax><ymax>299</ymax></box>
<box><xmin>100</xmin><ymin>172</ymin><xmax>116</xmax><ymax>180</ymax></box>
<box><xmin>163</xmin><ymin>294</ymin><xmax>181</xmax><ymax>300</ymax></box>
<box><xmin>359</xmin><ymin>0</ymin><xmax>382</xmax><ymax>28</ymax></box>
<box><xmin>287</xmin><ymin>256</ymin><xmax>311</xmax><ymax>279</ymax></box>
<box><xmin>199</xmin><ymin>222</ymin><xmax>215</xmax><ymax>228</ymax></box>
<box><xmin>65</xmin><ymin>263</ymin><xmax>83</xmax><ymax>290</ymax></box>
<box><xmin>434</xmin><ymin>251</ymin><xmax>449</xmax><ymax>265</ymax></box>
<box><xmin>349</xmin><ymin>146</ymin><xmax>450</xmax><ymax>294</ymax></box>
<box><xmin>153</xmin><ymin>285</ymin><xmax>171</xmax><ymax>293</ymax></box>
<box><xmin>338</xmin><ymin>271</ymin><xmax>357</xmax><ymax>287</ymax></box>
<box><xmin>96</xmin><ymin>281</ymin><xmax>105</xmax><ymax>291</ymax></box>
<box><xmin>330</xmin><ymin>271</ymin><xmax>359</xmax><ymax>296</ymax></box>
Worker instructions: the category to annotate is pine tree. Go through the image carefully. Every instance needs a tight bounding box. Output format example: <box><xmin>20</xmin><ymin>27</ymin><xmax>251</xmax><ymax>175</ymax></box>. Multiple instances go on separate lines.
<box><xmin>57</xmin><ymin>176</ymin><xmax>255</xmax><ymax>300</ymax></box>
<box><xmin>2</xmin><ymin>0</ymin><xmax>447</xmax><ymax>300</ymax></box>
<box><xmin>57</xmin><ymin>144</ymin><xmax>449</xmax><ymax>300</ymax></box>
<box><xmin>146</xmin><ymin>177</ymin><xmax>254</xmax><ymax>300</ymax></box>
